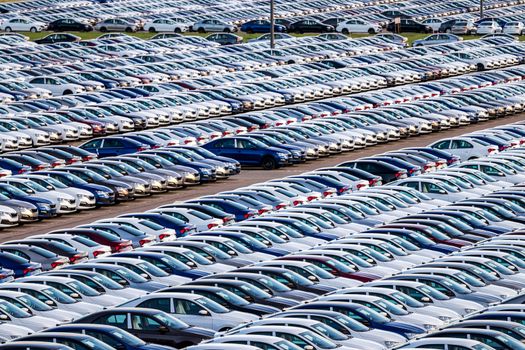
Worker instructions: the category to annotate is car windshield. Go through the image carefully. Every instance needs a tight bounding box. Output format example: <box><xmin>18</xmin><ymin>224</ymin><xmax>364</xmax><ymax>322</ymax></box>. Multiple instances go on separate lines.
<box><xmin>42</xmin><ymin>287</ymin><xmax>77</xmax><ymax>304</ymax></box>
<box><xmin>42</xmin><ymin>177</ymin><xmax>68</xmax><ymax>189</ymax></box>
<box><xmin>215</xmin><ymin>289</ymin><xmax>249</xmax><ymax>306</ymax></box>
<box><xmin>116</xmin><ymin>268</ymin><xmax>148</xmax><ymax>283</ymax></box>
<box><xmin>154</xmin><ymin>312</ymin><xmax>189</xmax><ymax>329</ymax></box>
<box><xmin>0</xmin><ymin>301</ymin><xmax>30</xmax><ymax>318</ymax></box>
<box><xmin>391</xmin><ymin>291</ymin><xmax>424</xmax><ymax>308</ymax></box>
<box><xmin>110</xmin><ymin>329</ymin><xmax>145</xmax><ymax>346</ymax></box>
<box><xmin>80</xmin><ymin>337</ymin><xmax>115</xmax><ymax>350</ymax></box>
<box><xmin>90</xmin><ymin>274</ymin><xmax>124</xmax><ymax>290</ymax></box>
<box><xmin>310</xmin><ymin>322</ymin><xmax>348</xmax><ymax>341</ymax></box>
<box><xmin>137</xmin><ymin>262</ymin><xmax>169</xmax><ymax>277</ymax></box>
<box><xmin>195</xmin><ymin>297</ymin><xmax>229</xmax><ymax>313</ymax></box>
<box><xmin>17</xmin><ymin>295</ymin><xmax>53</xmax><ymax>311</ymax></box>
<box><xmin>299</xmin><ymin>330</ymin><xmax>337</xmax><ymax>349</ymax></box>
<box><xmin>67</xmin><ymin>281</ymin><xmax>101</xmax><ymax>296</ymax></box>
<box><xmin>418</xmin><ymin>285</ymin><xmax>449</xmax><ymax>300</ymax></box>
<box><xmin>356</xmin><ymin>306</ymin><xmax>389</xmax><ymax>324</ymax></box>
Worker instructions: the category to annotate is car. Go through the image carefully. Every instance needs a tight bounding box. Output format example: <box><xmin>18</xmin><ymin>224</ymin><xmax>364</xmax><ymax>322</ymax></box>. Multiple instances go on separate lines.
<box><xmin>0</xmin><ymin>244</ymin><xmax>68</xmax><ymax>271</ymax></box>
<box><xmin>206</xmin><ymin>33</ymin><xmax>242</xmax><ymax>45</ymax></box>
<box><xmin>451</xmin><ymin>19</ymin><xmax>477</xmax><ymax>35</ymax></box>
<box><xmin>94</xmin><ymin>19</ymin><xmax>139</xmax><ymax>32</ymax></box>
<box><xmin>0</xmin><ymin>18</ymin><xmax>46</xmax><ymax>32</ymax></box>
<box><xmin>34</xmin><ymin>33</ymin><xmax>81</xmax><ymax>45</ymax></box>
<box><xmin>240</xmin><ymin>20</ymin><xmax>286</xmax><ymax>33</ymax></box>
<box><xmin>429</xmin><ymin>137</ymin><xmax>498</xmax><ymax>160</ymax></box>
<box><xmin>412</xmin><ymin>33</ymin><xmax>462</xmax><ymax>46</ymax></box>
<box><xmin>27</xmin><ymin>77</ymin><xmax>84</xmax><ymax>96</ymax></box>
<box><xmin>336</xmin><ymin>19</ymin><xmax>382</xmax><ymax>34</ymax></box>
<box><xmin>386</xmin><ymin>19</ymin><xmax>432</xmax><ymax>33</ymax></box>
<box><xmin>289</xmin><ymin>20</ymin><xmax>335</xmax><ymax>33</ymax></box>
<box><xmin>0</xmin><ymin>342</ymin><xmax>74</xmax><ymax>350</ymax></box>
<box><xmin>248</xmin><ymin>33</ymin><xmax>293</xmax><ymax>42</ymax></box>
<box><xmin>79</xmin><ymin>137</ymin><xmax>149</xmax><ymax>157</ymax></box>
<box><xmin>143</xmin><ymin>19</ymin><xmax>189</xmax><ymax>33</ymax></box>
<box><xmin>13</xmin><ymin>333</ymin><xmax>117</xmax><ymax>350</ymax></box>
<box><xmin>476</xmin><ymin>21</ymin><xmax>503</xmax><ymax>35</ymax></box>
<box><xmin>503</xmin><ymin>21</ymin><xmax>525</xmax><ymax>35</ymax></box>
<box><xmin>193</xmin><ymin>19</ymin><xmax>237</xmax><ymax>33</ymax></box>
<box><xmin>73</xmin><ymin>308</ymin><xmax>214</xmax><ymax>348</ymax></box>
<box><xmin>47</xmin><ymin>18</ymin><xmax>92</xmax><ymax>32</ymax></box>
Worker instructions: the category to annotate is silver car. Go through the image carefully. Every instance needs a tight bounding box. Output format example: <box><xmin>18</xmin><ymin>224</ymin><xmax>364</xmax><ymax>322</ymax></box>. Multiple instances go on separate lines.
<box><xmin>94</xmin><ymin>18</ymin><xmax>140</xmax><ymax>32</ymax></box>
<box><xmin>193</xmin><ymin>19</ymin><xmax>237</xmax><ymax>33</ymax></box>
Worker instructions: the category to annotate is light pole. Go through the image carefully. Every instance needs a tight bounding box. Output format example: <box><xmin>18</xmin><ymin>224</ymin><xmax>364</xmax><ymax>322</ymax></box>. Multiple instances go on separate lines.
<box><xmin>480</xmin><ymin>0</ymin><xmax>484</xmax><ymax>18</ymax></box>
<box><xmin>270</xmin><ymin>0</ymin><xmax>275</xmax><ymax>49</ymax></box>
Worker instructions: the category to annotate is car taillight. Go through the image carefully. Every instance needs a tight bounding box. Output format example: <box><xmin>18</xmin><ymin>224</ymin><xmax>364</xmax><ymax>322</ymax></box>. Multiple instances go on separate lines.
<box><xmin>69</xmin><ymin>254</ymin><xmax>85</xmax><ymax>263</ymax></box>
<box><xmin>139</xmin><ymin>239</ymin><xmax>152</xmax><ymax>246</ymax></box>
<box><xmin>243</xmin><ymin>212</ymin><xmax>254</xmax><ymax>219</ymax></box>
<box><xmin>207</xmin><ymin>223</ymin><xmax>219</xmax><ymax>229</ymax></box>
<box><xmin>338</xmin><ymin>186</ymin><xmax>349</xmax><ymax>193</ymax></box>
<box><xmin>179</xmin><ymin>227</ymin><xmax>190</xmax><ymax>236</ymax></box>
<box><xmin>356</xmin><ymin>183</ymin><xmax>367</xmax><ymax>190</ymax></box>
<box><xmin>184</xmin><ymin>139</ymin><xmax>193</xmax><ymax>144</ymax></box>
<box><xmin>93</xmin><ymin>249</ymin><xmax>105</xmax><ymax>258</ymax></box>
<box><xmin>293</xmin><ymin>200</ymin><xmax>303</xmax><ymax>206</ymax></box>
<box><xmin>23</xmin><ymin>268</ymin><xmax>34</xmax><ymax>276</ymax></box>
<box><xmin>258</xmin><ymin>208</ymin><xmax>269</xmax><ymax>215</ymax></box>
<box><xmin>222</xmin><ymin>216</ymin><xmax>233</xmax><ymax>223</ymax></box>
<box><xmin>115</xmin><ymin>241</ymin><xmax>131</xmax><ymax>252</ymax></box>
<box><xmin>408</xmin><ymin>168</ymin><xmax>416</xmax><ymax>175</ymax></box>
<box><xmin>52</xmin><ymin>161</ymin><xmax>61</xmax><ymax>167</ymax></box>
<box><xmin>262</xmin><ymin>123</ymin><xmax>270</xmax><ymax>129</ymax></box>
<box><xmin>35</xmin><ymin>164</ymin><xmax>47</xmax><ymax>170</ymax></box>
<box><xmin>488</xmin><ymin>147</ymin><xmax>498</xmax><ymax>154</ymax></box>
<box><xmin>276</xmin><ymin>203</ymin><xmax>287</xmax><ymax>210</ymax></box>
<box><xmin>369</xmin><ymin>178</ymin><xmax>378</xmax><ymax>186</ymax></box>
<box><xmin>137</xmin><ymin>147</ymin><xmax>147</xmax><ymax>152</ymax></box>
<box><xmin>395</xmin><ymin>171</ymin><xmax>404</xmax><ymax>178</ymax></box>
<box><xmin>448</xmin><ymin>157</ymin><xmax>459</xmax><ymax>165</ymax></box>
<box><xmin>308</xmin><ymin>195</ymin><xmax>318</xmax><ymax>201</ymax></box>
<box><xmin>499</xmin><ymin>145</ymin><xmax>509</xmax><ymax>151</ymax></box>
<box><xmin>51</xmin><ymin>261</ymin><xmax>63</xmax><ymax>269</ymax></box>
<box><xmin>17</xmin><ymin>169</ymin><xmax>27</xmax><ymax>174</ymax></box>
<box><xmin>152</xmin><ymin>145</ymin><xmax>161</xmax><ymax>149</ymax></box>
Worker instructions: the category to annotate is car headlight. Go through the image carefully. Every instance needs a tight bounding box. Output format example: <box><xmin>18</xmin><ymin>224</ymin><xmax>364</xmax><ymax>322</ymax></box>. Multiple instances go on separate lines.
<box><xmin>404</xmin><ymin>332</ymin><xmax>417</xmax><ymax>339</ymax></box>
<box><xmin>201</xmin><ymin>168</ymin><xmax>211</xmax><ymax>175</ymax></box>
<box><xmin>277</xmin><ymin>153</ymin><xmax>288</xmax><ymax>158</ymax></box>
<box><xmin>438</xmin><ymin>315</ymin><xmax>452</xmax><ymax>322</ymax></box>
<box><xmin>37</xmin><ymin>203</ymin><xmax>51</xmax><ymax>210</ymax></box>
<box><xmin>291</xmin><ymin>150</ymin><xmax>301</xmax><ymax>156</ymax></box>
<box><xmin>423</xmin><ymin>324</ymin><xmax>436</xmax><ymax>331</ymax></box>
<box><xmin>58</xmin><ymin>197</ymin><xmax>69</xmax><ymax>204</ymax></box>
<box><xmin>464</xmin><ymin>308</ymin><xmax>477</xmax><ymax>314</ymax></box>
<box><xmin>384</xmin><ymin>341</ymin><xmax>401</xmax><ymax>348</ymax></box>
<box><xmin>96</xmin><ymin>190</ymin><xmax>109</xmax><ymax>197</ymax></box>
<box><xmin>116</xmin><ymin>187</ymin><xmax>129</xmax><ymax>195</ymax></box>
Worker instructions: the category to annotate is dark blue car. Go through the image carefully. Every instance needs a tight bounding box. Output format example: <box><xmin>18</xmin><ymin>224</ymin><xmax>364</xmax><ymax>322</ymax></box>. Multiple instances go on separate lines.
<box><xmin>0</xmin><ymin>158</ymin><xmax>31</xmax><ymax>174</ymax></box>
<box><xmin>240</xmin><ymin>20</ymin><xmax>287</xmax><ymax>33</ymax></box>
<box><xmin>79</xmin><ymin>137</ymin><xmax>150</xmax><ymax>157</ymax></box>
<box><xmin>203</xmin><ymin>137</ymin><xmax>291</xmax><ymax>170</ymax></box>
<box><xmin>295</xmin><ymin>301</ymin><xmax>426</xmax><ymax>339</ymax></box>
<box><xmin>0</xmin><ymin>251</ymin><xmax>41</xmax><ymax>278</ymax></box>
<box><xmin>44</xmin><ymin>324</ymin><xmax>173</xmax><ymax>350</ymax></box>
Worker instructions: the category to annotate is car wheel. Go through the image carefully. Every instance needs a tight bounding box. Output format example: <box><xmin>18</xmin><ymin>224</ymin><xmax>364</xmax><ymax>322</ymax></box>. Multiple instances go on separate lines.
<box><xmin>4</xmin><ymin>26</ymin><xmax>11</xmax><ymax>32</ymax></box>
<box><xmin>148</xmin><ymin>27</ymin><xmax>156</xmax><ymax>33</ymax></box>
<box><xmin>125</xmin><ymin>27</ymin><xmax>133</xmax><ymax>32</ymax></box>
<box><xmin>224</xmin><ymin>27</ymin><xmax>231</xmax><ymax>33</ymax></box>
<box><xmin>246</xmin><ymin>29</ymin><xmax>253</xmax><ymax>34</ymax></box>
<box><xmin>30</xmin><ymin>27</ymin><xmax>37</xmax><ymax>32</ymax></box>
<box><xmin>342</xmin><ymin>28</ymin><xmax>349</xmax><ymax>35</ymax></box>
<box><xmin>100</xmin><ymin>26</ymin><xmax>107</xmax><ymax>32</ymax></box>
<box><xmin>368</xmin><ymin>28</ymin><xmax>376</xmax><ymax>34</ymax></box>
<box><xmin>63</xmin><ymin>90</ymin><xmax>72</xmax><ymax>95</ymax></box>
<box><xmin>174</xmin><ymin>27</ymin><xmax>181</xmax><ymax>33</ymax></box>
<box><xmin>476</xmin><ymin>63</ymin><xmax>485</xmax><ymax>71</ymax></box>
<box><xmin>262</xmin><ymin>156</ymin><xmax>277</xmax><ymax>170</ymax></box>
<box><xmin>197</xmin><ymin>27</ymin><xmax>205</xmax><ymax>33</ymax></box>
<box><xmin>445</xmin><ymin>28</ymin><xmax>451</xmax><ymax>33</ymax></box>
<box><xmin>468</xmin><ymin>156</ymin><xmax>478</xmax><ymax>160</ymax></box>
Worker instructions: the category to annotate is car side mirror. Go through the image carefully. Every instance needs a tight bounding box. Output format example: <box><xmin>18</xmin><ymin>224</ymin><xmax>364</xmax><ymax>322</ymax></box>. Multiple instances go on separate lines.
<box><xmin>198</xmin><ymin>309</ymin><xmax>209</xmax><ymax>316</ymax></box>
<box><xmin>46</xmin><ymin>186</ymin><xmax>53</xmax><ymax>190</ymax></box>
<box><xmin>158</xmin><ymin>325</ymin><xmax>169</xmax><ymax>333</ymax></box>
<box><xmin>421</xmin><ymin>296</ymin><xmax>431</xmax><ymax>303</ymax></box>
<box><xmin>70</xmin><ymin>293</ymin><xmax>80</xmax><ymax>299</ymax></box>
<box><xmin>45</xmin><ymin>300</ymin><xmax>55</xmax><ymax>306</ymax></box>
<box><xmin>140</xmin><ymin>273</ymin><xmax>150</xmax><ymax>280</ymax></box>
<box><xmin>0</xmin><ymin>314</ymin><xmax>8</xmax><ymax>320</ymax></box>
<box><xmin>227</xmin><ymin>250</ymin><xmax>236</xmax><ymax>256</ymax></box>
<box><xmin>22</xmin><ymin>307</ymin><xmax>30</xmax><ymax>313</ymax></box>
<box><xmin>186</xmin><ymin>261</ymin><xmax>195</xmax><ymax>267</ymax></box>
<box><xmin>304</xmin><ymin>346</ymin><xmax>314</xmax><ymax>350</ymax></box>
<box><xmin>118</xmin><ymin>279</ymin><xmax>128</xmax><ymax>285</ymax></box>
<box><xmin>308</xmin><ymin>275</ymin><xmax>318</xmax><ymax>282</ymax></box>
<box><xmin>380</xmin><ymin>312</ymin><xmax>388</xmax><ymax>317</ymax></box>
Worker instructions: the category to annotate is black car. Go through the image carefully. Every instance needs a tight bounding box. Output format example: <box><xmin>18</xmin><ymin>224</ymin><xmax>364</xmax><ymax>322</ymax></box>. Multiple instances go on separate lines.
<box><xmin>386</xmin><ymin>19</ymin><xmax>432</xmax><ymax>33</ymax></box>
<box><xmin>73</xmin><ymin>308</ymin><xmax>214</xmax><ymax>348</ymax></box>
<box><xmin>289</xmin><ymin>20</ymin><xmax>335</xmax><ymax>33</ymax></box>
<box><xmin>338</xmin><ymin>160</ymin><xmax>407</xmax><ymax>183</ymax></box>
<box><xmin>439</xmin><ymin>19</ymin><xmax>459</xmax><ymax>33</ymax></box>
<box><xmin>34</xmin><ymin>33</ymin><xmax>81</xmax><ymax>44</ymax></box>
<box><xmin>47</xmin><ymin>19</ymin><xmax>93</xmax><ymax>32</ymax></box>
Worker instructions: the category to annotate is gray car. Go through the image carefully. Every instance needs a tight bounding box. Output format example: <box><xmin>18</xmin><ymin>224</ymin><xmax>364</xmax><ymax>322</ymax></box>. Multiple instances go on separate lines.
<box><xmin>94</xmin><ymin>18</ymin><xmax>139</xmax><ymax>32</ymax></box>
<box><xmin>0</xmin><ymin>244</ymin><xmax>69</xmax><ymax>271</ymax></box>
<box><xmin>193</xmin><ymin>19</ymin><xmax>237</xmax><ymax>33</ymax></box>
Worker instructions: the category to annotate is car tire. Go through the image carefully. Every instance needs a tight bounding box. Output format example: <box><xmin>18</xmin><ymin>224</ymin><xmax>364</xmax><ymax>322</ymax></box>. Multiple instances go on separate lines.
<box><xmin>342</xmin><ymin>28</ymin><xmax>349</xmax><ymax>35</ymax></box>
<box><xmin>224</xmin><ymin>27</ymin><xmax>231</xmax><ymax>33</ymax></box>
<box><xmin>246</xmin><ymin>29</ymin><xmax>253</xmax><ymax>34</ymax></box>
<box><xmin>125</xmin><ymin>27</ymin><xmax>133</xmax><ymax>32</ymax></box>
<box><xmin>197</xmin><ymin>27</ymin><xmax>205</xmax><ymax>33</ymax></box>
<box><xmin>148</xmin><ymin>27</ymin><xmax>156</xmax><ymax>33</ymax></box>
<box><xmin>262</xmin><ymin>156</ymin><xmax>277</xmax><ymax>170</ymax></box>
<box><xmin>30</xmin><ymin>27</ymin><xmax>37</xmax><ymax>32</ymax></box>
<box><xmin>63</xmin><ymin>90</ymin><xmax>72</xmax><ymax>95</ymax></box>
<box><xmin>445</xmin><ymin>28</ymin><xmax>451</xmax><ymax>33</ymax></box>
<box><xmin>174</xmin><ymin>27</ymin><xmax>181</xmax><ymax>33</ymax></box>
<box><xmin>100</xmin><ymin>26</ymin><xmax>107</xmax><ymax>32</ymax></box>
<box><xmin>4</xmin><ymin>27</ymin><xmax>11</xmax><ymax>32</ymax></box>
<box><xmin>368</xmin><ymin>28</ymin><xmax>376</xmax><ymax>34</ymax></box>
<box><xmin>477</xmin><ymin>63</ymin><xmax>485</xmax><ymax>71</ymax></box>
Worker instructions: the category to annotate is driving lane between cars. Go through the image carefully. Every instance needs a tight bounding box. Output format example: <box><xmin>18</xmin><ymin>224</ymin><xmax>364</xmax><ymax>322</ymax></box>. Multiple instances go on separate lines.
<box><xmin>4</xmin><ymin>113</ymin><xmax>524</xmax><ymax>240</ymax></box>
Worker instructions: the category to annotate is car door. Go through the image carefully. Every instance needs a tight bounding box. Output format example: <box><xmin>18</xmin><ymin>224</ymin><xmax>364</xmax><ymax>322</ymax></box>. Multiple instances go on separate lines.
<box><xmin>80</xmin><ymin>139</ymin><xmax>103</xmax><ymax>155</ymax></box>
<box><xmin>450</xmin><ymin>139</ymin><xmax>474</xmax><ymax>160</ymax></box>
<box><xmin>172</xmin><ymin>297</ymin><xmax>214</xmax><ymax>329</ymax></box>
<box><xmin>210</xmin><ymin>139</ymin><xmax>238</xmax><ymax>159</ymax></box>
<box><xmin>236</xmin><ymin>138</ymin><xmax>263</xmax><ymax>165</ymax></box>
<box><xmin>100</xmin><ymin>139</ymin><xmax>124</xmax><ymax>157</ymax></box>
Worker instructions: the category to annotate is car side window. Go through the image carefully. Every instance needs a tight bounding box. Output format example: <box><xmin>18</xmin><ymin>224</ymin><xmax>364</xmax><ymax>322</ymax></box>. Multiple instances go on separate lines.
<box><xmin>402</xmin><ymin>182</ymin><xmax>419</xmax><ymax>190</ymax></box>
<box><xmin>85</xmin><ymin>331</ymin><xmax>121</xmax><ymax>348</ymax></box>
<box><xmin>216</xmin><ymin>139</ymin><xmax>235</xmax><ymax>148</ymax></box>
<box><xmin>432</xmin><ymin>140</ymin><xmax>450</xmax><ymax>150</ymax></box>
<box><xmin>173</xmin><ymin>299</ymin><xmax>204</xmax><ymax>315</ymax></box>
<box><xmin>275</xmin><ymin>332</ymin><xmax>308</xmax><ymax>347</ymax></box>
<box><xmin>421</xmin><ymin>182</ymin><xmax>444</xmax><ymax>194</ymax></box>
<box><xmin>103</xmin><ymin>139</ymin><xmax>123</xmax><ymax>148</ymax></box>
<box><xmin>97</xmin><ymin>313</ymin><xmax>127</xmax><ymax>328</ymax></box>
<box><xmin>451</xmin><ymin>140</ymin><xmax>472</xmax><ymax>149</ymax></box>
<box><xmin>237</xmin><ymin>139</ymin><xmax>257</xmax><ymax>149</ymax></box>
<box><xmin>83</xmin><ymin>139</ymin><xmax>103</xmax><ymax>148</ymax></box>
<box><xmin>131</xmin><ymin>314</ymin><xmax>161</xmax><ymax>330</ymax></box>
<box><xmin>138</xmin><ymin>298</ymin><xmax>171</xmax><ymax>313</ymax></box>
<box><xmin>2</xmin><ymin>249</ymin><xmax>29</xmax><ymax>260</ymax></box>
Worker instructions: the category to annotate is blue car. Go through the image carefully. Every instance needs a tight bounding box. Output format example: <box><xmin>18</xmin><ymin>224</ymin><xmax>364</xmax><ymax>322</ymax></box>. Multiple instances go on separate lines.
<box><xmin>240</xmin><ymin>20</ymin><xmax>287</xmax><ymax>33</ymax></box>
<box><xmin>0</xmin><ymin>251</ymin><xmax>41</xmax><ymax>278</ymax></box>
<box><xmin>79</xmin><ymin>137</ymin><xmax>150</xmax><ymax>157</ymax></box>
<box><xmin>295</xmin><ymin>301</ymin><xmax>426</xmax><ymax>339</ymax></box>
<box><xmin>0</xmin><ymin>158</ymin><xmax>31</xmax><ymax>174</ymax></box>
<box><xmin>185</xmin><ymin>198</ymin><xmax>257</xmax><ymax>221</ymax></box>
<box><xmin>118</xmin><ymin>213</ymin><xmax>196</xmax><ymax>237</ymax></box>
<box><xmin>203</xmin><ymin>137</ymin><xmax>291</xmax><ymax>170</ymax></box>
<box><xmin>113</xmin><ymin>251</ymin><xmax>209</xmax><ymax>279</ymax></box>
<box><xmin>35</xmin><ymin>170</ymin><xmax>116</xmax><ymax>206</ymax></box>
<box><xmin>0</xmin><ymin>183</ymin><xmax>56</xmax><ymax>218</ymax></box>
<box><xmin>45</xmin><ymin>324</ymin><xmax>173</xmax><ymax>350</ymax></box>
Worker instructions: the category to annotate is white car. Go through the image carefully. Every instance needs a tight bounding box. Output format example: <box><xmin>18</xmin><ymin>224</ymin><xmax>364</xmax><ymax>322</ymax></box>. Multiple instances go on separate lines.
<box><xmin>421</xmin><ymin>18</ymin><xmax>445</xmax><ymax>32</ymax></box>
<box><xmin>27</xmin><ymin>76</ymin><xmax>85</xmax><ymax>96</ymax></box>
<box><xmin>503</xmin><ymin>21</ymin><xmax>525</xmax><ymax>35</ymax></box>
<box><xmin>429</xmin><ymin>137</ymin><xmax>498</xmax><ymax>160</ymax></box>
<box><xmin>148</xmin><ymin>207</ymin><xmax>223</xmax><ymax>232</ymax></box>
<box><xmin>143</xmin><ymin>19</ymin><xmax>189</xmax><ymax>33</ymax></box>
<box><xmin>0</xmin><ymin>18</ymin><xmax>47</xmax><ymax>32</ymax></box>
<box><xmin>0</xmin><ymin>205</ymin><xmax>19</xmax><ymax>228</ymax></box>
<box><xmin>393</xmin><ymin>178</ymin><xmax>476</xmax><ymax>202</ymax></box>
<box><xmin>29</xmin><ymin>233</ymin><xmax>111</xmax><ymax>259</ymax></box>
<box><xmin>336</xmin><ymin>19</ymin><xmax>382</xmax><ymax>34</ymax></box>
<box><xmin>121</xmin><ymin>293</ymin><xmax>257</xmax><ymax>331</ymax></box>
<box><xmin>0</xmin><ymin>300</ymin><xmax>57</xmax><ymax>332</ymax></box>
<box><xmin>476</xmin><ymin>21</ymin><xmax>502</xmax><ymax>34</ymax></box>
